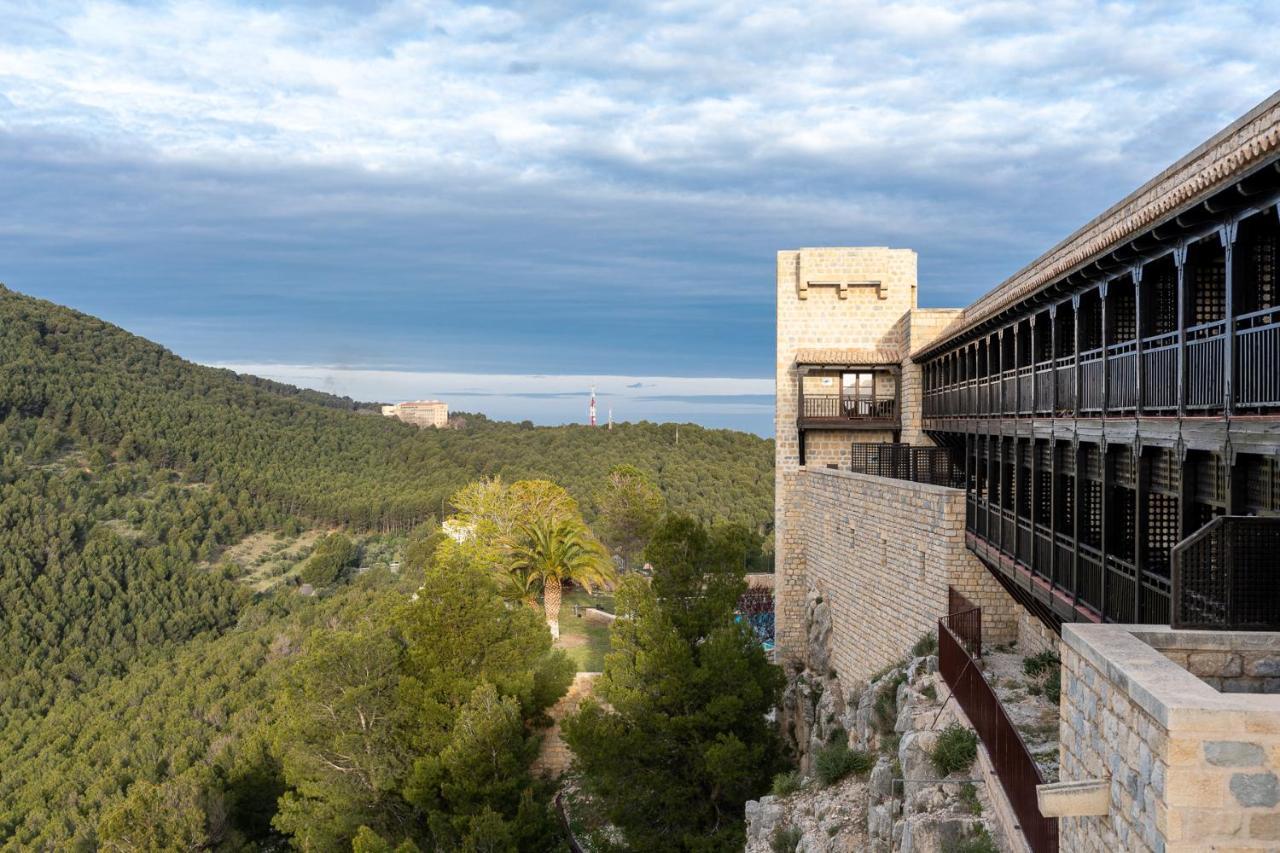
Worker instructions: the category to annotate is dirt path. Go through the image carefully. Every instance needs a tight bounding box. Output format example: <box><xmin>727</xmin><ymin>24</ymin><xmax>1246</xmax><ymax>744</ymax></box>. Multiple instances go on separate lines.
<box><xmin>533</xmin><ymin>672</ymin><xmax>599</xmax><ymax>778</ymax></box>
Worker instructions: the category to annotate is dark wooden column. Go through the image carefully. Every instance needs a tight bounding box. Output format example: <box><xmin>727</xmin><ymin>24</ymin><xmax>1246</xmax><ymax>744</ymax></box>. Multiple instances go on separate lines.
<box><xmin>1029</xmin><ymin>315</ymin><xmax>1038</xmax><ymax>415</ymax></box>
<box><xmin>1072</xmin><ymin>438</ymin><xmax>1083</xmax><ymax>606</ymax></box>
<box><xmin>1134</xmin><ymin>444</ymin><xmax>1148</xmax><ymax>620</ymax></box>
<box><xmin>986</xmin><ymin>431</ymin><xmax>996</xmax><ymax>542</ymax></box>
<box><xmin>1012</xmin><ymin>323</ymin><xmax>1021</xmax><ymax>416</ymax></box>
<box><xmin>1099</xmin><ymin>439</ymin><xmax>1111</xmax><ymax>619</ymax></box>
<box><xmin>996</xmin><ymin>329</ymin><xmax>1005</xmax><ymax>418</ymax></box>
<box><xmin>1175</xmin><ymin>244</ymin><xmax>1188</xmax><ymax>416</ymax></box>
<box><xmin>1030</xmin><ymin>436</ymin><xmax>1039</xmax><ymax>574</ymax></box>
<box><xmin>1072</xmin><ymin>293</ymin><xmax>1083</xmax><ymax>421</ymax></box>
<box><xmin>1221</xmin><ymin>221</ymin><xmax>1238</xmax><ymax>415</ymax></box>
<box><xmin>964</xmin><ymin>430</ymin><xmax>972</xmax><ymax>532</ymax></box>
<box><xmin>1133</xmin><ymin>265</ymin><xmax>1145</xmax><ymax>415</ymax></box>
<box><xmin>1049</xmin><ymin>439</ymin><xmax>1060</xmax><ymax>592</ymax></box>
<box><xmin>1100</xmin><ymin>280</ymin><xmax>1110</xmax><ymax>416</ymax></box>
<box><xmin>1049</xmin><ymin>304</ymin><xmax>1059</xmax><ymax>414</ymax></box>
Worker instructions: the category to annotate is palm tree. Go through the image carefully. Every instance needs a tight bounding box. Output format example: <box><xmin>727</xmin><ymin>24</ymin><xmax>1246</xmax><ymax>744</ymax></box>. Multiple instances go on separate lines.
<box><xmin>496</xmin><ymin>562</ymin><xmax>543</xmax><ymax>612</ymax></box>
<box><xmin>508</xmin><ymin>518</ymin><xmax>614</xmax><ymax>639</ymax></box>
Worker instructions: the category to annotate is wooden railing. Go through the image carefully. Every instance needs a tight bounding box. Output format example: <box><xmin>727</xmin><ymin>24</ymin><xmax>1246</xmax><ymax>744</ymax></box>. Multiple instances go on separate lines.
<box><xmin>922</xmin><ymin>318</ymin><xmax>1280</xmax><ymax>418</ymax></box>
<box><xmin>1079</xmin><ymin>347</ymin><xmax>1104</xmax><ymax>413</ymax></box>
<box><xmin>1106</xmin><ymin>340</ymin><xmax>1138</xmax><ymax>410</ymax></box>
<box><xmin>946</xmin><ymin>587</ymin><xmax>982</xmax><ymax>658</ymax></box>
<box><xmin>801</xmin><ymin>393</ymin><xmax>896</xmax><ymax>421</ymax></box>
<box><xmin>1236</xmin><ymin>307</ymin><xmax>1280</xmax><ymax>407</ymax></box>
<box><xmin>849</xmin><ymin>442</ymin><xmax>963</xmax><ymax>488</ymax></box>
<box><xmin>938</xmin><ymin>616</ymin><xmax>1057</xmax><ymax>853</ymax></box>
<box><xmin>1141</xmin><ymin>331</ymin><xmax>1179</xmax><ymax>410</ymax></box>
<box><xmin>1172</xmin><ymin>516</ymin><xmax>1280</xmax><ymax>630</ymax></box>
<box><xmin>1185</xmin><ymin>320</ymin><xmax>1226</xmax><ymax>409</ymax></box>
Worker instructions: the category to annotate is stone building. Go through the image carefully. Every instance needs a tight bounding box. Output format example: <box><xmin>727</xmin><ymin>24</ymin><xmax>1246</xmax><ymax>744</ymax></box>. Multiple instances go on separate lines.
<box><xmin>381</xmin><ymin>399</ymin><xmax>449</xmax><ymax>428</ymax></box>
<box><xmin>775</xmin><ymin>91</ymin><xmax>1280</xmax><ymax>851</ymax></box>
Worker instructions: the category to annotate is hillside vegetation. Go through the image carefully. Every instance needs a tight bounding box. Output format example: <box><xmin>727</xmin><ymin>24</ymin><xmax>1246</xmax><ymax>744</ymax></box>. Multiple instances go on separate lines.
<box><xmin>0</xmin><ymin>285</ymin><xmax>775</xmax><ymax>848</ymax></box>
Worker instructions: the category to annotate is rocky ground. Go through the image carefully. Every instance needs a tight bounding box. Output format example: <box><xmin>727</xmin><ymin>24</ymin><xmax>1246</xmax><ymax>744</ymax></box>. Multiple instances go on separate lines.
<box><xmin>980</xmin><ymin>647</ymin><xmax>1061</xmax><ymax>782</ymax></box>
<box><xmin>746</xmin><ymin>585</ymin><xmax>1015</xmax><ymax>853</ymax></box>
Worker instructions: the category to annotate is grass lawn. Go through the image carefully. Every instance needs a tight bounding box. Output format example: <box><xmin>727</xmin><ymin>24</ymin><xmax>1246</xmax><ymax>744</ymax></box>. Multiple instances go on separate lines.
<box><xmin>554</xmin><ymin>586</ymin><xmax>615</xmax><ymax>672</ymax></box>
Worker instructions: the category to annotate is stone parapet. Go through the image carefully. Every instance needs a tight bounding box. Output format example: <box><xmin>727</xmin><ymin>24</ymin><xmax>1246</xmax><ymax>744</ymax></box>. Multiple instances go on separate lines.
<box><xmin>1060</xmin><ymin>624</ymin><xmax>1280</xmax><ymax>852</ymax></box>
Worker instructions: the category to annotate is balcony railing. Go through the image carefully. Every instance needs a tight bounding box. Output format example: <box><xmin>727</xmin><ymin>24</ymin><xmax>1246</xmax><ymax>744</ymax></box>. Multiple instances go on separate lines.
<box><xmin>1054</xmin><ymin>356</ymin><xmax>1075</xmax><ymax>413</ymax></box>
<box><xmin>1033</xmin><ymin>362</ymin><xmax>1054</xmax><ymax>415</ymax></box>
<box><xmin>1106</xmin><ymin>340</ymin><xmax>1138</xmax><ymax>411</ymax></box>
<box><xmin>1141</xmin><ymin>331</ymin><xmax>1178</xmax><ymax>410</ymax></box>
<box><xmin>1185</xmin><ymin>319</ymin><xmax>1226</xmax><ymax>409</ymax></box>
<box><xmin>938</xmin><ymin>614</ymin><xmax>1058</xmax><ymax>853</ymax></box>
<box><xmin>1079</xmin><ymin>347</ymin><xmax>1104</xmax><ymax>413</ymax></box>
<box><xmin>923</xmin><ymin>316</ymin><xmax>1279</xmax><ymax>419</ymax></box>
<box><xmin>1236</xmin><ymin>306</ymin><xmax>1280</xmax><ymax>408</ymax></box>
<box><xmin>849</xmin><ymin>442</ymin><xmax>963</xmax><ymax>488</ymax></box>
<box><xmin>801</xmin><ymin>393</ymin><xmax>896</xmax><ymax>422</ymax></box>
<box><xmin>1172</xmin><ymin>515</ymin><xmax>1280</xmax><ymax>630</ymax></box>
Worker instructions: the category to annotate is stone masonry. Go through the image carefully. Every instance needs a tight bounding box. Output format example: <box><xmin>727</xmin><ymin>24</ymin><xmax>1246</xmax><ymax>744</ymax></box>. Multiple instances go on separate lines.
<box><xmin>797</xmin><ymin>467</ymin><xmax>1017</xmax><ymax>682</ymax></box>
<box><xmin>1060</xmin><ymin>624</ymin><xmax>1280</xmax><ymax>852</ymax></box>
<box><xmin>775</xmin><ymin>247</ymin><xmax>918</xmax><ymax>659</ymax></box>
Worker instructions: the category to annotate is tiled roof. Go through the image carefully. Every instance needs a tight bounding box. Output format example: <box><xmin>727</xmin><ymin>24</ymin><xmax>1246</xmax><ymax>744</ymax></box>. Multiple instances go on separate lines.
<box><xmin>795</xmin><ymin>348</ymin><xmax>900</xmax><ymax>365</ymax></box>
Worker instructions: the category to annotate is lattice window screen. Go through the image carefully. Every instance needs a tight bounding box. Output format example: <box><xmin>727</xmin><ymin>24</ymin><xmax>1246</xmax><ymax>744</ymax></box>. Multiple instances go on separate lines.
<box><xmin>1191</xmin><ymin>250</ymin><xmax>1226</xmax><ymax>324</ymax></box>
<box><xmin>1145</xmin><ymin>492</ymin><xmax>1179</xmax><ymax>577</ymax></box>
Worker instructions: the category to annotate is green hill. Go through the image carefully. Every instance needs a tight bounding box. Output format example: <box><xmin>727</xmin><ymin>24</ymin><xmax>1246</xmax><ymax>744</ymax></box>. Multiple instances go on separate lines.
<box><xmin>0</xmin><ymin>284</ymin><xmax>774</xmax><ymax>847</ymax></box>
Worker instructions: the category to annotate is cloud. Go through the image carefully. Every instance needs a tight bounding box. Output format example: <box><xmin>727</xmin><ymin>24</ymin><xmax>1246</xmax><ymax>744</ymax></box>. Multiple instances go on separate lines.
<box><xmin>2</xmin><ymin>0</ymin><xmax>1279</xmax><ymax>424</ymax></box>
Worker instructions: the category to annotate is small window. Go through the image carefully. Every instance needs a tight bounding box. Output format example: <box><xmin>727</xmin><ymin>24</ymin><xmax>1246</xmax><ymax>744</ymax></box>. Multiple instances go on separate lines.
<box><xmin>841</xmin><ymin>371</ymin><xmax>894</xmax><ymax>417</ymax></box>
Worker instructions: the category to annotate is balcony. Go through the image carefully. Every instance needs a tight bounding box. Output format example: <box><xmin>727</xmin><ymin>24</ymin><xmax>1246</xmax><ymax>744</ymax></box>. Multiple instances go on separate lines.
<box><xmin>797</xmin><ymin>364</ymin><xmax>900</xmax><ymax>430</ymax></box>
<box><xmin>800</xmin><ymin>392</ymin><xmax>897</xmax><ymax>426</ymax></box>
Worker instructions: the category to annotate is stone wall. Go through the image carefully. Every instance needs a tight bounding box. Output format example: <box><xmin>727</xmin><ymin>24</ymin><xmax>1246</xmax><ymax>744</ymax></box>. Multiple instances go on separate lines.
<box><xmin>775</xmin><ymin>247</ymin><xmax>918</xmax><ymax>658</ymax></box>
<box><xmin>898</xmin><ymin>308</ymin><xmax>963</xmax><ymax>446</ymax></box>
<box><xmin>795</xmin><ymin>467</ymin><xmax>1018</xmax><ymax>681</ymax></box>
<box><xmin>1060</xmin><ymin>624</ymin><xmax>1280</xmax><ymax>852</ymax></box>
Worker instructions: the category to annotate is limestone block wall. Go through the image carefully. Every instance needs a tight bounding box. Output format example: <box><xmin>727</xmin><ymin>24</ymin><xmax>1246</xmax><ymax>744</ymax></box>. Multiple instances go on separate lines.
<box><xmin>1060</xmin><ymin>625</ymin><xmax>1280</xmax><ymax>853</ymax></box>
<box><xmin>795</xmin><ymin>467</ymin><xmax>1018</xmax><ymax>680</ymax></box>
<box><xmin>775</xmin><ymin>247</ymin><xmax>918</xmax><ymax>658</ymax></box>
<box><xmin>898</xmin><ymin>308</ymin><xmax>963</xmax><ymax>446</ymax></box>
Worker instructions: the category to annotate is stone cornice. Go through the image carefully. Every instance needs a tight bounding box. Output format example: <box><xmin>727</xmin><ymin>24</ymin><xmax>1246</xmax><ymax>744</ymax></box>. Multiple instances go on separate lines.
<box><xmin>914</xmin><ymin>89</ymin><xmax>1280</xmax><ymax>360</ymax></box>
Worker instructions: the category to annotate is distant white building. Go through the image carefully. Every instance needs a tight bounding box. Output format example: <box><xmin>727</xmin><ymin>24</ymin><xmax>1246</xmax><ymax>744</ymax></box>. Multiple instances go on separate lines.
<box><xmin>382</xmin><ymin>400</ymin><xmax>449</xmax><ymax>428</ymax></box>
<box><xmin>441</xmin><ymin>518</ymin><xmax>473</xmax><ymax>543</ymax></box>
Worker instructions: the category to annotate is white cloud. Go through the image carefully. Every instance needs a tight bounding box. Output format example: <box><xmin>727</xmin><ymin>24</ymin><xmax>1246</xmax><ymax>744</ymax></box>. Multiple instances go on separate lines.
<box><xmin>3</xmin><ymin>0</ymin><xmax>1276</xmax><ymax>189</ymax></box>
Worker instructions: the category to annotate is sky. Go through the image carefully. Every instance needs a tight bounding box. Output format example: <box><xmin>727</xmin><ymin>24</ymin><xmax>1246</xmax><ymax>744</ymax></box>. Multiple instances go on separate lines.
<box><xmin>3</xmin><ymin>1</ymin><xmax>1279</xmax><ymax>436</ymax></box>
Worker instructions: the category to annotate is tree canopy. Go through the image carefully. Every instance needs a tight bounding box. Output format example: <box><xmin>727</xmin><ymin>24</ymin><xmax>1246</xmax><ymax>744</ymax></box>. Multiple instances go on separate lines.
<box><xmin>563</xmin><ymin>515</ymin><xmax>785</xmax><ymax>851</ymax></box>
<box><xmin>0</xmin><ymin>285</ymin><xmax>776</xmax><ymax>848</ymax></box>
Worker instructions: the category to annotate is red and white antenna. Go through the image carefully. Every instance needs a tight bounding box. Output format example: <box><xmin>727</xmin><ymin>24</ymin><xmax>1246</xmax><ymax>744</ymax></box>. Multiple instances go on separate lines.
<box><xmin>607</xmin><ymin>408</ymin><xmax>613</xmax><ymax>430</ymax></box>
<box><xmin>589</xmin><ymin>386</ymin><xmax>597</xmax><ymax>427</ymax></box>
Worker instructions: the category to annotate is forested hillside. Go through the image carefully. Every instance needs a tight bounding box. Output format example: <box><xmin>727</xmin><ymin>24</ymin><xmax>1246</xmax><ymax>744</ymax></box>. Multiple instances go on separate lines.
<box><xmin>0</xmin><ymin>285</ymin><xmax>774</xmax><ymax>848</ymax></box>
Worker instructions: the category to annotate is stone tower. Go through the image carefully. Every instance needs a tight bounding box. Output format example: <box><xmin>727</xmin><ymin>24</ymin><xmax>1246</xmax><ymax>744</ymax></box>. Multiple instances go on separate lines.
<box><xmin>774</xmin><ymin>247</ymin><xmax>919</xmax><ymax>662</ymax></box>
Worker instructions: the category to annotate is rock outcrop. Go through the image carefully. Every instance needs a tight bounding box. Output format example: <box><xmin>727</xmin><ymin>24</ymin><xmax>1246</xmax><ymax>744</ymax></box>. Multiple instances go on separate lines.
<box><xmin>749</xmin><ymin>581</ymin><xmax>1015</xmax><ymax>853</ymax></box>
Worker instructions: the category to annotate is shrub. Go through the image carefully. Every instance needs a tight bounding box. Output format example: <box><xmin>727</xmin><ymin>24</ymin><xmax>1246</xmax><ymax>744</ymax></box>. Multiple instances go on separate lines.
<box><xmin>770</xmin><ymin>825</ymin><xmax>802</xmax><ymax>853</ymax></box>
<box><xmin>958</xmin><ymin>781</ymin><xmax>982</xmax><ymax>815</ymax></box>
<box><xmin>880</xmin><ymin>733</ymin><xmax>901</xmax><ymax>757</ymax></box>
<box><xmin>814</xmin><ymin>737</ymin><xmax>873</xmax><ymax>786</ymax></box>
<box><xmin>771</xmin><ymin>770</ymin><xmax>803</xmax><ymax>797</ymax></box>
<box><xmin>298</xmin><ymin>533</ymin><xmax>356</xmax><ymax>586</ymax></box>
<box><xmin>920</xmin><ymin>683</ymin><xmax>937</xmax><ymax>702</ymax></box>
<box><xmin>911</xmin><ymin>632</ymin><xmax>938</xmax><ymax>658</ymax></box>
<box><xmin>929</xmin><ymin>724</ymin><xmax>978</xmax><ymax>776</ymax></box>
<box><xmin>954</xmin><ymin>825</ymin><xmax>999</xmax><ymax>853</ymax></box>
<box><xmin>1022</xmin><ymin>650</ymin><xmax>1060</xmax><ymax>677</ymax></box>
<box><xmin>872</xmin><ymin>673</ymin><xmax>907</xmax><ymax>735</ymax></box>
<box><xmin>1044</xmin><ymin>669</ymin><xmax>1061</xmax><ymax>704</ymax></box>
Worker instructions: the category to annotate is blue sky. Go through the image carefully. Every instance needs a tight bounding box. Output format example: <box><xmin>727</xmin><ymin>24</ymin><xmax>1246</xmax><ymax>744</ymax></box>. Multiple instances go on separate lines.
<box><xmin>3</xmin><ymin>1</ymin><xmax>1279</xmax><ymax>435</ymax></box>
